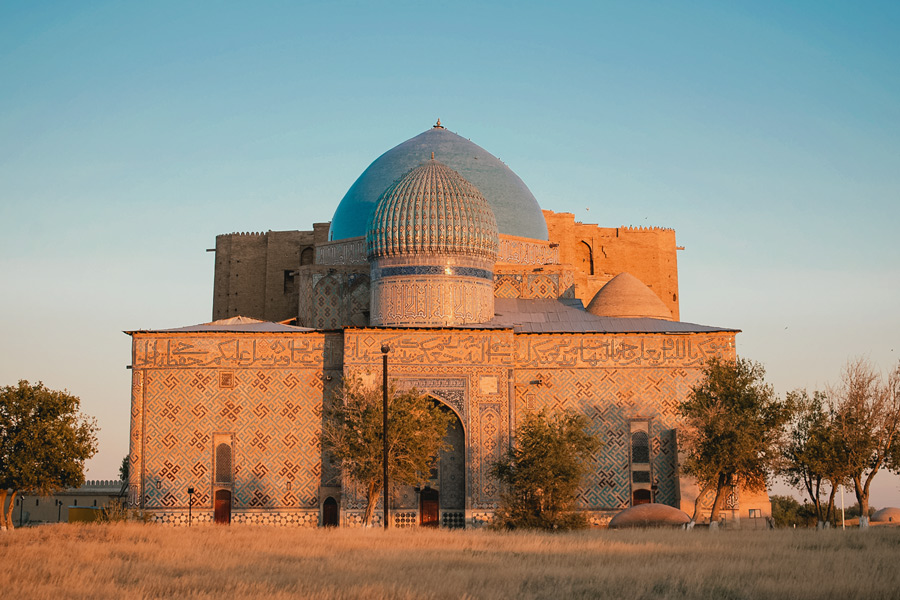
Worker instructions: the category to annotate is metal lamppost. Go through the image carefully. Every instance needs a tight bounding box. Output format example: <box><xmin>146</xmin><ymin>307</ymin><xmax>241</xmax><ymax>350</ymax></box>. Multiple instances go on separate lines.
<box><xmin>382</xmin><ymin>344</ymin><xmax>390</xmax><ymax>529</ymax></box>
<box><xmin>187</xmin><ymin>487</ymin><xmax>194</xmax><ymax>527</ymax></box>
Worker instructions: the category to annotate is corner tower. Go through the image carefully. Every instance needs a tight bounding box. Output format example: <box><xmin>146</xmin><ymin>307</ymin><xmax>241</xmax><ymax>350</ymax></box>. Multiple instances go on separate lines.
<box><xmin>366</xmin><ymin>158</ymin><xmax>499</xmax><ymax>326</ymax></box>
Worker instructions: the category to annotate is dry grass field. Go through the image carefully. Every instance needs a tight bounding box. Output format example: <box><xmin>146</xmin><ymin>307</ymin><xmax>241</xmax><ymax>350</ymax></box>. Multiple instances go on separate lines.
<box><xmin>2</xmin><ymin>523</ymin><xmax>899</xmax><ymax>599</ymax></box>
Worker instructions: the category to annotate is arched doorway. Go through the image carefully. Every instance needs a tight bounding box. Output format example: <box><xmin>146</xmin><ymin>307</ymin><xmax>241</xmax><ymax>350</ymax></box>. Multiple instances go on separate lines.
<box><xmin>420</xmin><ymin>488</ymin><xmax>440</xmax><ymax>527</ymax></box>
<box><xmin>322</xmin><ymin>496</ymin><xmax>338</xmax><ymax>527</ymax></box>
<box><xmin>214</xmin><ymin>489</ymin><xmax>232</xmax><ymax>524</ymax></box>
<box><xmin>420</xmin><ymin>397</ymin><xmax>465</xmax><ymax>528</ymax></box>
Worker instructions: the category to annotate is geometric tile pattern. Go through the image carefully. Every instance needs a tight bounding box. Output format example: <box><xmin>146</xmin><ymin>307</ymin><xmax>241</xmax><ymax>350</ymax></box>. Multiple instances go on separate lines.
<box><xmin>130</xmin><ymin>333</ymin><xmax>327</xmax><ymax>515</ymax></box>
<box><xmin>494</xmin><ymin>272</ymin><xmax>572</xmax><ymax>300</ymax></box>
<box><xmin>497</xmin><ymin>237</ymin><xmax>559</xmax><ymax>265</ymax></box>
<box><xmin>517</xmin><ymin>365</ymin><xmax>707</xmax><ymax>510</ymax></box>
<box><xmin>148</xmin><ymin>509</ymin><xmax>319</xmax><ymax>527</ymax></box>
<box><xmin>131</xmin><ymin>327</ymin><xmax>735</xmax><ymax>525</ymax></box>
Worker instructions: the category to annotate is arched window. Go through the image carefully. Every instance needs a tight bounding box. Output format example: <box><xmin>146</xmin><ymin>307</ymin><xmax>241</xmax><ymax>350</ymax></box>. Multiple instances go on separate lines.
<box><xmin>631</xmin><ymin>431</ymin><xmax>650</xmax><ymax>464</ymax></box>
<box><xmin>300</xmin><ymin>246</ymin><xmax>315</xmax><ymax>266</ymax></box>
<box><xmin>578</xmin><ymin>241</ymin><xmax>594</xmax><ymax>275</ymax></box>
<box><xmin>215</xmin><ymin>443</ymin><xmax>232</xmax><ymax>484</ymax></box>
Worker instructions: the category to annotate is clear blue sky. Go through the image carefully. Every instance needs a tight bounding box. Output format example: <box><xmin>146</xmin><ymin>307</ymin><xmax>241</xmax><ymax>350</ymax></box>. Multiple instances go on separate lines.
<box><xmin>2</xmin><ymin>1</ymin><xmax>898</xmax><ymax>505</ymax></box>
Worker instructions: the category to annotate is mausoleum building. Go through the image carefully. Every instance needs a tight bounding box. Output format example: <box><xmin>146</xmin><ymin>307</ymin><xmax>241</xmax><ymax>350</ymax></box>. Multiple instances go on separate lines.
<box><xmin>126</xmin><ymin>121</ymin><xmax>771</xmax><ymax>527</ymax></box>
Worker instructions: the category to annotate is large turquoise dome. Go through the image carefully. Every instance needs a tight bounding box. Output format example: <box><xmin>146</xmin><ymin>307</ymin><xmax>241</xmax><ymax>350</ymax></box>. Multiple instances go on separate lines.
<box><xmin>329</xmin><ymin>123</ymin><xmax>548</xmax><ymax>241</ymax></box>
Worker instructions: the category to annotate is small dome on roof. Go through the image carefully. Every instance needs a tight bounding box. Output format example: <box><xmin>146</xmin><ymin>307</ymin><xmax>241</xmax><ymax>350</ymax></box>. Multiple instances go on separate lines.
<box><xmin>586</xmin><ymin>272</ymin><xmax>673</xmax><ymax>320</ymax></box>
<box><xmin>331</xmin><ymin>124</ymin><xmax>548</xmax><ymax>241</ymax></box>
<box><xmin>872</xmin><ymin>507</ymin><xmax>900</xmax><ymax>522</ymax></box>
<box><xmin>366</xmin><ymin>159</ymin><xmax>499</xmax><ymax>260</ymax></box>
<box><xmin>607</xmin><ymin>504</ymin><xmax>691</xmax><ymax>529</ymax></box>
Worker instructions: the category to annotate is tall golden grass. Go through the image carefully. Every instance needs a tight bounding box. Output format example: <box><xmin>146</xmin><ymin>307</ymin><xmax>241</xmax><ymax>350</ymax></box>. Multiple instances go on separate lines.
<box><xmin>2</xmin><ymin>523</ymin><xmax>898</xmax><ymax>599</ymax></box>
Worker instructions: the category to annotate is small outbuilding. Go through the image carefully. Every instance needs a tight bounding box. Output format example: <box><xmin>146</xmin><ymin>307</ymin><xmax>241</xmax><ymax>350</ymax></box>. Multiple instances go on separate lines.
<box><xmin>607</xmin><ymin>503</ymin><xmax>691</xmax><ymax>529</ymax></box>
<box><xmin>872</xmin><ymin>507</ymin><xmax>900</xmax><ymax>523</ymax></box>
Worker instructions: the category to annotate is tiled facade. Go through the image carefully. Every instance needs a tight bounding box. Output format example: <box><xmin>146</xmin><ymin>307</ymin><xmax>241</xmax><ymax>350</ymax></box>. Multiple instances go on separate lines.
<box><xmin>131</xmin><ymin>124</ymin><xmax>769</xmax><ymax>527</ymax></box>
<box><xmin>127</xmin><ymin>326</ymin><xmax>751</xmax><ymax>526</ymax></box>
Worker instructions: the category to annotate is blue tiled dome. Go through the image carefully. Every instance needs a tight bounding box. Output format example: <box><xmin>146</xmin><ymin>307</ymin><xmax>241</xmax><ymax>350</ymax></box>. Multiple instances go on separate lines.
<box><xmin>366</xmin><ymin>159</ymin><xmax>499</xmax><ymax>259</ymax></box>
<box><xmin>331</xmin><ymin>123</ymin><xmax>548</xmax><ymax>241</ymax></box>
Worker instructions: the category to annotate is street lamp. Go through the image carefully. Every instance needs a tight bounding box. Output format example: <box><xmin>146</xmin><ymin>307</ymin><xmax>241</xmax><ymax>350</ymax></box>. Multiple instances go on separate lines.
<box><xmin>187</xmin><ymin>487</ymin><xmax>194</xmax><ymax>527</ymax></box>
<box><xmin>382</xmin><ymin>344</ymin><xmax>390</xmax><ymax>530</ymax></box>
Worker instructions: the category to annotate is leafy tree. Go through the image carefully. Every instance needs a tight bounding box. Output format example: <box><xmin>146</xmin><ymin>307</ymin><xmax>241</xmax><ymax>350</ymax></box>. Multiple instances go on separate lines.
<box><xmin>118</xmin><ymin>454</ymin><xmax>130</xmax><ymax>498</ymax></box>
<box><xmin>769</xmin><ymin>495</ymin><xmax>817</xmax><ymax>528</ymax></box>
<box><xmin>0</xmin><ymin>381</ymin><xmax>98</xmax><ymax>530</ymax></box>
<box><xmin>842</xmin><ymin>502</ymin><xmax>876</xmax><ymax>520</ymax></box>
<box><xmin>829</xmin><ymin>358</ymin><xmax>900</xmax><ymax>527</ymax></box>
<box><xmin>320</xmin><ymin>375</ymin><xmax>452</xmax><ymax>527</ymax></box>
<box><xmin>678</xmin><ymin>358</ymin><xmax>793</xmax><ymax>526</ymax></box>
<box><xmin>491</xmin><ymin>409</ymin><xmax>600</xmax><ymax>530</ymax></box>
<box><xmin>782</xmin><ymin>389</ymin><xmax>851</xmax><ymax>526</ymax></box>
<box><xmin>119</xmin><ymin>454</ymin><xmax>129</xmax><ymax>481</ymax></box>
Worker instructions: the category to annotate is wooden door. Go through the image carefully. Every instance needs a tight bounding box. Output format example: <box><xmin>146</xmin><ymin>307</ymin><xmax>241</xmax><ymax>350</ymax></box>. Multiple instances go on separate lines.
<box><xmin>322</xmin><ymin>497</ymin><xmax>338</xmax><ymax>527</ymax></box>
<box><xmin>420</xmin><ymin>488</ymin><xmax>439</xmax><ymax>527</ymax></box>
<box><xmin>632</xmin><ymin>489</ymin><xmax>651</xmax><ymax>506</ymax></box>
<box><xmin>214</xmin><ymin>489</ymin><xmax>231</xmax><ymax>524</ymax></box>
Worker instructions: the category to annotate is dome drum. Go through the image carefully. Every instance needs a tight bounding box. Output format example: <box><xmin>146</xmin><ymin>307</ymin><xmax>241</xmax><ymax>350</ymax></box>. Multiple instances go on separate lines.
<box><xmin>366</xmin><ymin>159</ymin><xmax>500</xmax><ymax>327</ymax></box>
<box><xmin>369</xmin><ymin>260</ymin><xmax>495</xmax><ymax>326</ymax></box>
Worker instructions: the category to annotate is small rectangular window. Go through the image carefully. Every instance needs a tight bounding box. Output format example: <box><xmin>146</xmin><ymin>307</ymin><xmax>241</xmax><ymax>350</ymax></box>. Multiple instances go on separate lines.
<box><xmin>749</xmin><ymin>508</ymin><xmax>762</xmax><ymax>518</ymax></box>
<box><xmin>632</xmin><ymin>471</ymin><xmax>651</xmax><ymax>483</ymax></box>
<box><xmin>283</xmin><ymin>270</ymin><xmax>294</xmax><ymax>294</ymax></box>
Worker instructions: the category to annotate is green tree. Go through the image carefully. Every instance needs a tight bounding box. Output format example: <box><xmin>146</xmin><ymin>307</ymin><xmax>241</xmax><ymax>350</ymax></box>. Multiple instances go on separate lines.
<box><xmin>320</xmin><ymin>376</ymin><xmax>452</xmax><ymax>527</ymax></box>
<box><xmin>769</xmin><ymin>495</ymin><xmax>817</xmax><ymax>528</ymax></box>
<box><xmin>491</xmin><ymin>409</ymin><xmax>600</xmax><ymax>530</ymax></box>
<box><xmin>119</xmin><ymin>454</ymin><xmax>129</xmax><ymax>481</ymax></box>
<box><xmin>782</xmin><ymin>389</ymin><xmax>851</xmax><ymax>526</ymax></box>
<box><xmin>830</xmin><ymin>358</ymin><xmax>900</xmax><ymax>528</ymax></box>
<box><xmin>678</xmin><ymin>358</ymin><xmax>793</xmax><ymax>527</ymax></box>
<box><xmin>0</xmin><ymin>381</ymin><xmax>98</xmax><ymax>530</ymax></box>
<box><xmin>118</xmin><ymin>454</ymin><xmax>130</xmax><ymax>498</ymax></box>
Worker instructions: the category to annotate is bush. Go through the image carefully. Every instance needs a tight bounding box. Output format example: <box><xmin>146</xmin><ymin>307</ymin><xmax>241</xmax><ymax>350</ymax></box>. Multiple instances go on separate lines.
<box><xmin>770</xmin><ymin>495</ymin><xmax>818</xmax><ymax>528</ymax></box>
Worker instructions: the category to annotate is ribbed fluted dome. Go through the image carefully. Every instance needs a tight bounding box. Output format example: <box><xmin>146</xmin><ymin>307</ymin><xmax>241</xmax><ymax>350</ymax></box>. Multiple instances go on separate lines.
<box><xmin>366</xmin><ymin>160</ymin><xmax>499</xmax><ymax>260</ymax></box>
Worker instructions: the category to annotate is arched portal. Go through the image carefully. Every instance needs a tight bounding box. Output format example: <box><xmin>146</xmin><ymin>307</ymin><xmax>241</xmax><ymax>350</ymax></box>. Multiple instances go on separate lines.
<box><xmin>422</xmin><ymin>397</ymin><xmax>466</xmax><ymax>528</ymax></box>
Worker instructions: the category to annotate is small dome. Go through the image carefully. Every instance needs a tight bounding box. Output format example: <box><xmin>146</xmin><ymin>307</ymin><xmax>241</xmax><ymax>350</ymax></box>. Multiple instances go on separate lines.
<box><xmin>872</xmin><ymin>507</ymin><xmax>900</xmax><ymax>523</ymax></box>
<box><xmin>366</xmin><ymin>159</ymin><xmax>499</xmax><ymax>260</ymax></box>
<box><xmin>331</xmin><ymin>125</ymin><xmax>548</xmax><ymax>241</ymax></box>
<box><xmin>586</xmin><ymin>272</ymin><xmax>673</xmax><ymax>320</ymax></box>
<box><xmin>608</xmin><ymin>504</ymin><xmax>691</xmax><ymax>529</ymax></box>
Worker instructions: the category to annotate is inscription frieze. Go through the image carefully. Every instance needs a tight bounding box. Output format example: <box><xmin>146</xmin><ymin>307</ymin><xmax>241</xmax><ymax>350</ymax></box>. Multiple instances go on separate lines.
<box><xmin>345</xmin><ymin>332</ymin><xmax>515</xmax><ymax>366</ymax></box>
<box><xmin>517</xmin><ymin>334</ymin><xmax>734</xmax><ymax>368</ymax></box>
<box><xmin>133</xmin><ymin>335</ymin><xmax>327</xmax><ymax>368</ymax></box>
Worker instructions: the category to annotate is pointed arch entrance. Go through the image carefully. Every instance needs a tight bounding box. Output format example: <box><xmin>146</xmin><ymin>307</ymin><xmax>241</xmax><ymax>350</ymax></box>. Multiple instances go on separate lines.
<box><xmin>419</xmin><ymin>397</ymin><xmax>465</xmax><ymax>528</ymax></box>
<box><xmin>322</xmin><ymin>496</ymin><xmax>339</xmax><ymax>527</ymax></box>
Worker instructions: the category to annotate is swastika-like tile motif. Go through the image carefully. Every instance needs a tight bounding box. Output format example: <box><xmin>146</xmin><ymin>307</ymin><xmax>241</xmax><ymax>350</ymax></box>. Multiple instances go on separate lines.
<box><xmin>135</xmin><ymin>334</ymin><xmax>326</xmax><ymax>513</ymax></box>
<box><xmin>516</xmin><ymin>364</ymin><xmax>708</xmax><ymax>510</ymax></box>
<box><xmin>132</xmin><ymin>326</ymin><xmax>736</xmax><ymax>525</ymax></box>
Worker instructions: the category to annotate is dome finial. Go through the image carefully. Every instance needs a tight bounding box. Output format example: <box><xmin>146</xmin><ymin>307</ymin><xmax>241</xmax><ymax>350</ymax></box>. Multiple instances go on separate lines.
<box><xmin>434</xmin><ymin>118</ymin><xmax>443</xmax><ymax>129</ymax></box>
<box><xmin>431</xmin><ymin>151</ymin><xmax>435</xmax><ymax>160</ymax></box>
